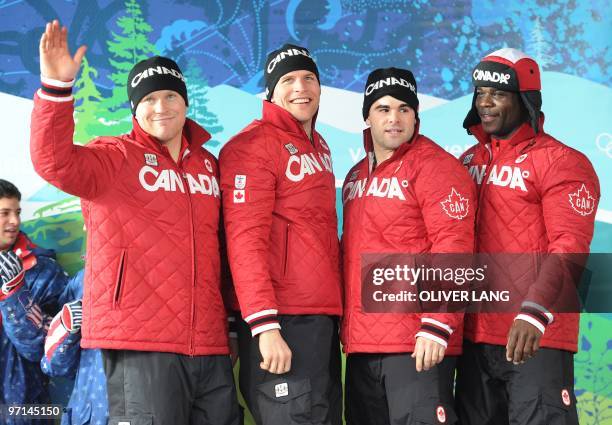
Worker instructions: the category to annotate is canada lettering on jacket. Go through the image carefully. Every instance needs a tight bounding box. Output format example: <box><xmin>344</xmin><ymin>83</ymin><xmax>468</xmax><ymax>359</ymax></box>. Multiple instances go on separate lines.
<box><xmin>574</xmin><ymin>197</ymin><xmax>593</xmax><ymax>211</ymax></box>
<box><xmin>138</xmin><ymin>165</ymin><xmax>220</xmax><ymax>197</ymax></box>
<box><xmin>468</xmin><ymin>164</ymin><xmax>528</xmax><ymax>192</ymax></box>
<box><xmin>446</xmin><ymin>199</ymin><xmax>468</xmax><ymax>215</ymax></box>
<box><xmin>266</xmin><ymin>48</ymin><xmax>312</xmax><ymax>74</ymax></box>
<box><xmin>285</xmin><ymin>152</ymin><xmax>333</xmax><ymax>182</ymax></box>
<box><xmin>472</xmin><ymin>69</ymin><xmax>511</xmax><ymax>85</ymax></box>
<box><xmin>365</xmin><ymin>77</ymin><xmax>416</xmax><ymax>96</ymax></box>
<box><xmin>131</xmin><ymin>66</ymin><xmax>185</xmax><ymax>88</ymax></box>
<box><xmin>343</xmin><ymin>177</ymin><xmax>406</xmax><ymax>202</ymax></box>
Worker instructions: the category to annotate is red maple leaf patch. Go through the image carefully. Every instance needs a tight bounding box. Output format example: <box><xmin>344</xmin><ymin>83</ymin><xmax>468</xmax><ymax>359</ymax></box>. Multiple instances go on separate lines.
<box><xmin>440</xmin><ymin>188</ymin><xmax>469</xmax><ymax>219</ymax></box>
<box><xmin>568</xmin><ymin>184</ymin><xmax>595</xmax><ymax>216</ymax></box>
<box><xmin>233</xmin><ymin>189</ymin><xmax>245</xmax><ymax>203</ymax></box>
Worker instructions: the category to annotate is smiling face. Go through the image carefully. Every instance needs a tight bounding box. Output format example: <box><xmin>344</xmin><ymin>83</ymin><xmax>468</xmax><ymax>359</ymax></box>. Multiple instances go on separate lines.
<box><xmin>475</xmin><ymin>86</ymin><xmax>526</xmax><ymax>138</ymax></box>
<box><xmin>366</xmin><ymin>95</ymin><xmax>416</xmax><ymax>164</ymax></box>
<box><xmin>135</xmin><ymin>89</ymin><xmax>187</xmax><ymax>146</ymax></box>
<box><xmin>0</xmin><ymin>197</ymin><xmax>21</xmax><ymax>251</ymax></box>
<box><xmin>271</xmin><ymin>69</ymin><xmax>321</xmax><ymax>132</ymax></box>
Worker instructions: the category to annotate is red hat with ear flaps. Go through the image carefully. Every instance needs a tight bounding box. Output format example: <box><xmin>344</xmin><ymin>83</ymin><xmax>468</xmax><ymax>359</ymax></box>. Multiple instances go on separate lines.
<box><xmin>463</xmin><ymin>48</ymin><xmax>542</xmax><ymax>134</ymax></box>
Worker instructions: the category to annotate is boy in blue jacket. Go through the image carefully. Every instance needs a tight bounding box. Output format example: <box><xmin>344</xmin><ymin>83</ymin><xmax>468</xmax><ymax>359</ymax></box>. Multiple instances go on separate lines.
<box><xmin>0</xmin><ymin>179</ymin><xmax>70</xmax><ymax>424</ymax></box>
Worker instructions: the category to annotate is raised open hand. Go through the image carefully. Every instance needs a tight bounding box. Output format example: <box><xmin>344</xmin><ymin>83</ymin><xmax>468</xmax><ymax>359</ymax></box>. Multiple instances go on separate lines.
<box><xmin>39</xmin><ymin>19</ymin><xmax>86</xmax><ymax>81</ymax></box>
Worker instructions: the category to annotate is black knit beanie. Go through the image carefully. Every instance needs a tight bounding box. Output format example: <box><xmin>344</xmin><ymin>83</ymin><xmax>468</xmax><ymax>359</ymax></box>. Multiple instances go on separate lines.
<box><xmin>127</xmin><ymin>56</ymin><xmax>188</xmax><ymax>114</ymax></box>
<box><xmin>264</xmin><ymin>44</ymin><xmax>319</xmax><ymax>100</ymax></box>
<box><xmin>362</xmin><ymin>67</ymin><xmax>419</xmax><ymax>120</ymax></box>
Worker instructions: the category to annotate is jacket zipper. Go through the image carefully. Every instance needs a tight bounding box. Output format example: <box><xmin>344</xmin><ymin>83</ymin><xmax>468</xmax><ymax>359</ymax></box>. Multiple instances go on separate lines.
<box><xmin>184</xmin><ymin>171</ymin><xmax>197</xmax><ymax>357</ymax></box>
<box><xmin>172</xmin><ymin>149</ymin><xmax>197</xmax><ymax>357</ymax></box>
<box><xmin>347</xmin><ymin>154</ymin><xmax>390</xmax><ymax>346</ymax></box>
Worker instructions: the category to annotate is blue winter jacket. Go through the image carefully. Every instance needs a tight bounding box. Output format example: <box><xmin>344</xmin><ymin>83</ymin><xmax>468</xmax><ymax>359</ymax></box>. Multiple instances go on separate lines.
<box><xmin>0</xmin><ymin>232</ymin><xmax>69</xmax><ymax>425</ymax></box>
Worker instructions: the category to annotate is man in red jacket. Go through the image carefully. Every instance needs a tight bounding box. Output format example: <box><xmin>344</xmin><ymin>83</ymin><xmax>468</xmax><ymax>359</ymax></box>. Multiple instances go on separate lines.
<box><xmin>341</xmin><ymin>67</ymin><xmax>476</xmax><ymax>425</ymax></box>
<box><xmin>456</xmin><ymin>48</ymin><xmax>600</xmax><ymax>425</ymax></box>
<box><xmin>219</xmin><ymin>44</ymin><xmax>343</xmax><ymax>425</ymax></box>
<box><xmin>30</xmin><ymin>20</ymin><xmax>240</xmax><ymax>425</ymax></box>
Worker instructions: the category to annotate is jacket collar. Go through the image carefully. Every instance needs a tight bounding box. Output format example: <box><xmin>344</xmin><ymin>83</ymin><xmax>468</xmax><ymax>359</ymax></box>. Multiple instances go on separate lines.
<box><xmin>469</xmin><ymin>114</ymin><xmax>545</xmax><ymax>147</ymax></box>
<box><xmin>129</xmin><ymin>117</ymin><xmax>212</xmax><ymax>153</ymax></box>
<box><xmin>261</xmin><ymin>100</ymin><xmax>319</xmax><ymax>143</ymax></box>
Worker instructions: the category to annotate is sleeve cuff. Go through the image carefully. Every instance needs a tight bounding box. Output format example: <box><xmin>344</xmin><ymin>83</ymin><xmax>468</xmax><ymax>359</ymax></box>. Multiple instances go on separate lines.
<box><xmin>44</xmin><ymin>313</ymin><xmax>71</xmax><ymax>361</ymax></box>
<box><xmin>416</xmin><ymin>317</ymin><xmax>453</xmax><ymax>348</ymax></box>
<box><xmin>244</xmin><ymin>309</ymin><xmax>281</xmax><ymax>337</ymax></box>
<box><xmin>514</xmin><ymin>314</ymin><xmax>546</xmax><ymax>334</ymax></box>
<box><xmin>39</xmin><ymin>75</ymin><xmax>75</xmax><ymax>102</ymax></box>
<box><xmin>415</xmin><ymin>331</ymin><xmax>448</xmax><ymax>348</ymax></box>
<box><xmin>251</xmin><ymin>322</ymin><xmax>281</xmax><ymax>337</ymax></box>
<box><xmin>520</xmin><ymin>301</ymin><xmax>554</xmax><ymax>324</ymax></box>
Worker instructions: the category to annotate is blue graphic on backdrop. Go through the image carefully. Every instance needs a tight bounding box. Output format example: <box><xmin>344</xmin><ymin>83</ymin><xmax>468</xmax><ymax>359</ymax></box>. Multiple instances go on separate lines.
<box><xmin>1</xmin><ymin>0</ymin><xmax>610</xmax><ymax>99</ymax></box>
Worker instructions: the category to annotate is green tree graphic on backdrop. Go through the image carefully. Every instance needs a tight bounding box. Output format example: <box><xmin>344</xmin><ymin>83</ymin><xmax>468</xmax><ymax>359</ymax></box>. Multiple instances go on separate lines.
<box><xmin>102</xmin><ymin>0</ymin><xmax>158</xmax><ymax>134</ymax></box>
<box><xmin>74</xmin><ymin>57</ymin><xmax>105</xmax><ymax>144</ymax></box>
<box><xmin>184</xmin><ymin>58</ymin><xmax>224</xmax><ymax>147</ymax></box>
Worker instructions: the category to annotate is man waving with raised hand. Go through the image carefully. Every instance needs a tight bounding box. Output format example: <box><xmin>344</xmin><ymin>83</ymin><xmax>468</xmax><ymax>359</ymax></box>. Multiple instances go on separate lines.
<box><xmin>31</xmin><ymin>20</ymin><xmax>241</xmax><ymax>425</ymax></box>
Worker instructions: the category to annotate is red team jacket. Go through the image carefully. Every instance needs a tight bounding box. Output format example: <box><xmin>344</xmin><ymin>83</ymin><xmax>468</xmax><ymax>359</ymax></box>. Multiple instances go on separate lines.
<box><xmin>30</xmin><ymin>89</ymin><xmax>230</xmax><ymax>355</ymax></box>
<box><xmin>461</xmin><ymin>117</ymin><xmax>600</xmax><ymax>352</ymax></box>
<box><xmin>219</xmin><ymin>101</ymin><xmax>343</xmax><ymax>335</ymax></box>
<box><xmin>341</xmin><ymin>127</ymin><xmax>476</xmax><ymax>355</ymax></box>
